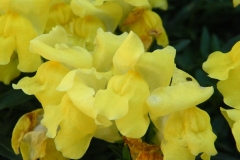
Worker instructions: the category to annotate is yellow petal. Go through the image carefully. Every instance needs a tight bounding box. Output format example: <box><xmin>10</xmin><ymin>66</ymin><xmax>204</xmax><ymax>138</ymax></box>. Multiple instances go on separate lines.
<box><xmin>57</xmin><ymin>68</ymin><xmax>110</xmax><ymax>92</ymax></box>
<box><xmin>94</xmin><ymin>89</ymin><xmax>129</xmax><ymax>120</ymax></box>
<box><xmin>149</xmin><ymin>0</ymin><xmax>168</xmax><ymax>10</ymax></box>
<box><xmin>124</xmin><ymin>0</ymin><xmax>150</xmax><ymax>7</ymax></box>
<box><xmin>203</xmin><ymin>41</ymin><xmax>240</xmax><ymax>80</ymax></box>
<box><xmin>113</xmin><ymin>31</ymin><xmax>144</xmax><ymax>74</ymax></box>
<box><xmin>45</xmin><ymin>2</ymin><xmax>75</xmax><ymax>33</ymax></box>
<box><xmin>0</xmin><ymin>53</ymin><xmax>20</xmax><ymax>85</ymax></box>
<box><xmin>41</xmin><ymin>138</ymin><xmax>69</xmax><ymax>160</ymax></box>
<box><xmin>71</xmin><ymin>0</ymin><xmax>122</xmax><ymax>31</ymax></box>
<box><xmin>94</xmin><ymin>122</ymin><xmax>122</xmax><ymax>142</ymax></box>
<box><xmin>6</xmin><ymin>0</ymin><xmax>51</xmax><ymax>34</ymax></box>
<box><xmin>41</xmin><ymin>95</ymin><xmax>97</xmax><ymax>159</ymax></box>
<box><xmin>218</xmin><ymin>65</ymin><xmax>240</xmax><ymax>109</ymax></box>
<box><xmin>134</xmin><ymin>46</ymin><xmax>176</xmax><ymax>91</ymax></box>
<box><xmin>92</xmin><ymin>28</ymin><xmax>128</xmax><ymax>72</ymax></box>
<box><xmin>220</xmin><ymin>107</ymin><xmax>234</xmax><ymax>128</ymax></box>
<box><xmin>13</xmin><ymin>61</ymin><xmax>69</xmax><ymax>107</ymax></box>
<box><xmin>220</xmin><ymin>107</ymin><xmax>240</xmax><ymax>152</ymax></box>
<box><xmin>30</xmin><ymin>26</ymin><xmax>93</xmax><ymax>69</ymax></box>
<box><xmin>147</xmin><ymin>81</ymin><xmax>213</xmax><ymax>117</ymax></box>
<box><xmin>163</xmin><ymin>107</ymin><xmax>217</xmax><ymax>157</ymax></box>
<box><xmin>0</xmin><ymin>11</ymin><xmax>41</xmax><ymax>71</ymax></box>
<box><xmin>233</xmin><ymin>0</ymin><xmax>240</xmax><ymax>7</ymax></box>
<box><xmin>171</xmin><ymin>68</ymin><xmax>198</xmax><ymax>85</ymax></box>
<box><xmin>121</xmin><ymin>8</ymin><xmax>168</xmax><ymax>50</ymax></box>
<box><xmin>161</xmin><ymin>139</ymin><xmax>195</xmax><ymax>160</ymax></box>
<box><xmin>115</xmin><ymin>101</ymin><xmax>149</xmax><ymax>138</ymax></box>
<box><xmin>232</xmin><ymin>120</ymin><xmax>240</xmax><ymax>151</ymax></box>
<box><xmin>95</xmin><ymin>71</ymin><xmax>150</xmax><ymax>138</ymax></box>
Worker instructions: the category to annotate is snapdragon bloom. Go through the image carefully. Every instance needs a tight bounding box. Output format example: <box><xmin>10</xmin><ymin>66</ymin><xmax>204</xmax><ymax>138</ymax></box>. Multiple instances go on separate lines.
<box><xmin>203</xmin><ymin>41</ymin><xmax>240</xmax><ymax>152</ymax></box>
<box><xmin>13</xmin><ymin>25</ymin><xmax>216</xmax><ymax>159</ymax></box>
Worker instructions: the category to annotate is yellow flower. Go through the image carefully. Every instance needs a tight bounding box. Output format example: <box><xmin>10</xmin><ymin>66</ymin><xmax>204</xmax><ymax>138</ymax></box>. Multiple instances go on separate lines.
<box><xmin>0</xmin><ymin>10</ymin><xmax>41</xmax><ymax>72</ymax></box>
<box><xmin>203</xmin><ymin>41</ymin><xmax>240</xmax><ymax>152</ymax></box>
<box><xmin>0</xmin><ymin>53</ymin><xmax>20</xmax><ymax>85</ymax></box>
<box><xmin>13</xmin><ymin>28</ymin><xmax>175</xmax><ymax>158</ymax></box>
<box><xmin>149</xmin><ymin>0</ymin><xmax>168</xmax><ymax>10</ymax></box>
<box><xmin>71</xmin><ymin>0</ymin><xmax>123</xmax><ymax>32</ymax></box>
<box><xmin>147</xmin><ymin>68</ymin><xmax>216</xmax><ymax>160</ymax></box>
<box><xmin>13</xmin><ymin>61</ymin><xmax>70</xmax><ymax>108</ymax></box>
<box><xmin>203</xmin><ymin>41</ymin><xmax>240</xmax><ymax>108</ymax></box>
<box><xmin>44</xmin><ymin>1</ymin><xmax>75</xmax><ymax>33</ymax></box>
<box><xmin>221</xmin><ymin>107</ymin><xmax>240</xmax><ymax>151</ymax></box>
<box><xmin>11</xmin><ymin>109</ymin><xmax>68</xmax><ymax>160</ymax></box>
<box><xmin>233</xmin><ymin>0</ymin><xmax>240</xmax><ymax>7</ymax></box>
<box><xmin>0</xmin><ymin>0</ymin><xmax>53</xmax><ymax>84</ymax></box>
<box><xmin>121</xmin><ymin>7</ymin><xmax>168</xmax><ymax>50</ymax></box>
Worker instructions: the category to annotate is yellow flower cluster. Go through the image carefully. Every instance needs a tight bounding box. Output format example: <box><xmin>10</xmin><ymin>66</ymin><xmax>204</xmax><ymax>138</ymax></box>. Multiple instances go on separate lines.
<box><xmin>0</xmin><ymin>0</ymin><xmax>168</xmax><ymax>85</ymax></box>
<box><xmin>203</xmin><ymin>41</ymin><xmax>240</xmax><ymax>152</ymax></box>
<box><xmin>4</xmin><ymin>0</ymin><xmax>218</xmax><ymax>159</ymax></box>
<box><xmin>12</xmin><ymin>25</ymin><xmax>217</xmax><ymax>159</ymax></box>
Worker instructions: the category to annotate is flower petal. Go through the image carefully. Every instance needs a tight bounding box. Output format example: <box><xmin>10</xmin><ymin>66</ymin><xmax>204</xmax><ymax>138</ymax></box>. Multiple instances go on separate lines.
<box><xmin>163</xmin><ymin>107</ymin><xmax>217</xmax><ymax>158</ymax></box>
<box><xmin>134</xmin><ymin>46</ymin><xmax>176</xmax><ymax>91</ymax></box>
<box><xmin>41</xmin><ymin>95</ymin><xmax>97</xmax><ymax>159</ymax></box>
<box><xmin>203</xmin><ymin>41</ymin><xmax>240</xmax><ymax>80</ymax></box>
<box><xmin>13</xmin><ymin>61</ymin><xmax>69</xmax><ymax>107</ymax></box>
<box><xmin>92</xmin><ymin>28</ymin><xmax>128</xmax><ymax>72</ymax></box>
<box><xmin>218</xmin><ymin>65</ymin><xmax>240</xmax><ymax>109</ymax></box>
<box><xmin>71</xmin><ymin>0</ymin><xmax>122</xmax><ymax>31</ymax></box>
<box><xmin>113</xmin><ymin>31</ymin><xmax>144</xmax><ymax>74</ymax></box>
<box><xmin>232</xmin><ymin>120</ymin><xmax>240</xmax><ymax>151</ymax></box>
<box><xmin>0</xmin><ymin>53</ymin><xmax>20</xmax><ymax>85</ymax></box>
<box><xmin>147</xmin><ymin>81</ymin><xmax>213</xmax><ymax>117</ymax></box>
<box><xmin>30</xmin><ymin>27</ymin><xmax>93</xmax><ymax>69</ymax></box>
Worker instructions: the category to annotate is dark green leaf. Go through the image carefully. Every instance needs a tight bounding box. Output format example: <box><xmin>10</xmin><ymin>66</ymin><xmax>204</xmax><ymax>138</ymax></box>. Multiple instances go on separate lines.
<box><xmin>222</xmin><ymin>34</ymin><xmax>240</xmax><ymax>52</ymax></box>
<box><xmin>0</xmin><ymin>89</ymin><xmax>33</xmax><ymax>110</ymax></box>
<box><xmin>122</xmin><ymin>145</ymin><xmax>131</xmax><ymax>160</ymax></box>
<box><xmin>173</xmin><ymin>39</ymin><xmax>191</xmax><ymax>52</ymax></box>
<box><xmin>108</xmin><ymin>144</ymin><xmax>123</xmax><ymax>159</ymax></box>
<box><xmin>0</xmin><ymin>134</ymin><xmax>22</xmax><ymax>160</ymax></box>
<box><xmin>211</xmin><ymin>34</ymin><xmax>221</xmax><ymax>52</ymax></box>
<box><xmin>200</xmin><ymin>26</ymin><xmax>211</xmax><ymax>58</ymax></box>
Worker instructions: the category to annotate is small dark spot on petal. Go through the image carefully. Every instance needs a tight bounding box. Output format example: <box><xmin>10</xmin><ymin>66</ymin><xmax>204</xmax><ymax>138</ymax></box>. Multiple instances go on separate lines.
<box><xmin>186</xmin><ymin>77</ymin><xmax>192</xmax><ymax>81</ymax></box>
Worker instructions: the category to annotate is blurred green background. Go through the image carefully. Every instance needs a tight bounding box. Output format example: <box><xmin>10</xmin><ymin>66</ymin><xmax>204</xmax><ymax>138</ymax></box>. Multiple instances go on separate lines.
<box><xmin>0</xmin><ymin>0</ymin><xmax>240</xmax><ymax>159</ymax></box>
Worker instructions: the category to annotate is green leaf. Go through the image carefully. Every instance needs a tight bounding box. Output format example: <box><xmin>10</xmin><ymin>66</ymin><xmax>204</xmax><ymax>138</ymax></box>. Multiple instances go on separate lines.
<box><xmin>0</xmin><ymin>89</ymin><xmax>33</xmax><ymax>110</ymax></box>
<box><xmin>0</xmin><ymin>134</ymin><xmax>22</xmax><ymax>160</ymax></box>
<box><xmin>200</xmin><ymin>26</ymin><xmax>211</xmax><ymax>58</ymax></box>
<box><xmin>122</xmin><ymin>145</ymin><xmax>131</xmax><ymax>160</ymax></box>
<box><xmin>173</xmin><ymin>39</ymin><xmax>191</xmax><ymax>52</ymax></box>
<box><xmin>108</xmin><ymin>144</ymin><xmax>123</xmax><ymax>159</ymax></box>
<box><xmin>211</xmin><ymin>34</ymin><xmax>221</xmax><ymax>52</ymax></box>
<box><xmin>222</xmin><ymin>34</ymin><xmax>240</xmax><ymax>52</ymax></box>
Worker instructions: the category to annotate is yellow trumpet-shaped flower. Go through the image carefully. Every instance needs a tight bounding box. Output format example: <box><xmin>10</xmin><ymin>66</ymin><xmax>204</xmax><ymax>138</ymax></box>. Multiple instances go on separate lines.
<box><xmin>203</xmin><ymin>41</ymin><xmax>240</xmax><ymax>109</ymax></box>
<box><xmin>162</xmin><ymin>107</ymin><xmax>217</xmax><ymax>160</ymax></box>
<box><xmin>13</xmin><ymin>61</ymin><xmax>70</xmax><ymax>107</ymax></box>
<box><xmin>0</xmin><ymin>0</ymin><xmax>53</xmax><ymax>84</ymax></box>
<box><xmin>0</xmin><ymin>11</ymin><xmax>41</xmax><ymax>72</ymax></box>
<box><xmin>221</xmin><ymin>108</ymin><xmax>240</xmax><ymax>151</ymax></box>
<box><xmin>148</xmin><ymin>68</ymin><xmax>216</xmax><ymax>160</ymax></box>
<box><xmin>94</xmin><ymin>71</ymin><xmax>150</xmax><ymax>138</ymax></box>
<box><xmin>203</xmin><ymin>41</ymin><xmax>240</xmax><ymax>152</ymax></box>
<box><xmin>11</xmin><ymin>109</ymin><xmax>68</xmax><ymax>160</ymax></box>
<box><xmin>121</xmin><ymin>7</ymin><xmax>168</xmax><ymax>50</ymax></box>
